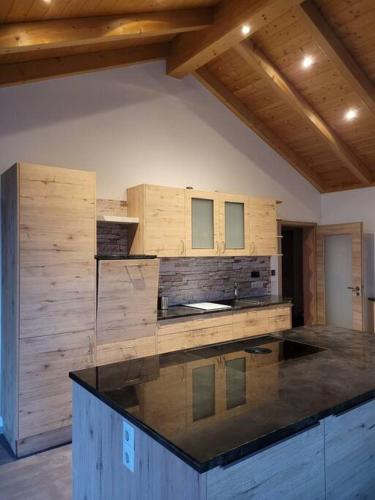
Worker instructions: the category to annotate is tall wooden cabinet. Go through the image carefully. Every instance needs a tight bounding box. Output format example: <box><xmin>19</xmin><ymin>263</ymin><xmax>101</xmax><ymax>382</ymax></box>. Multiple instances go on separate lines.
<box><xmin>1</xmin><ymin>162</ymin><xmax>96</xmax><ymax>457</ymax></box>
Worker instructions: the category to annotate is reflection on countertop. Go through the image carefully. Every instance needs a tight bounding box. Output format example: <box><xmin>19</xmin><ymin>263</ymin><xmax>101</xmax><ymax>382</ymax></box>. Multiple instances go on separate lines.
<box><xmin>71</xmin><ymin>325</ymin><xmax>375</xmax><ymax>472</ymax></box>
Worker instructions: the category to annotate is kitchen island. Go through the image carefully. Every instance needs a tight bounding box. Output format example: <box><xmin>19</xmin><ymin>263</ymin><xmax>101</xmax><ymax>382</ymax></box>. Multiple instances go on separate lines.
<box><xmin>70</xmin><ymin>325</ymin><xmax>375</xmax><ymax>500</ymax></box>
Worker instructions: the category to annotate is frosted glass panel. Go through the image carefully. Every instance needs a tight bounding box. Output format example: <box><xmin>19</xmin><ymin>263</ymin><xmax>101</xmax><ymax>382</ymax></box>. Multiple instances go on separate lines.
<box><xmin>325</xmin><ymin>234</ymin><xmax>352</xmax><ymax>329</ymax></box>
<box><xmin>225</xmin><ymin>202</ymin><xmax>245</xmax><ymax>249</ymax></box>
<box><xmin>192</xmin><ymin>198</ymin><xmax>214</xmax><ymax>249</ymax></box>
<box><xmin>192</xmin><ymin>365</ymin><xmax>215</xmax><ymax>421</ymax></box>
<box><xmin>226</xmin><ymin>358</ymin><xmax>246</xmax><ymax>409</ymax></box>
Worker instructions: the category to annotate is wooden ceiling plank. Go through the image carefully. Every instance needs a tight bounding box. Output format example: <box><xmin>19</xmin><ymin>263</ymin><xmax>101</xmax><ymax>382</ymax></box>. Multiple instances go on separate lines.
<box><xmin>0</xmin><ymin>8</ymin><xmax>213</xmax><ymax>56</ymax></box>
<box><xmin>299</xmin><ymin>0</ymin><xmax>375</xmax><ymax>117</ymax></box>
<box><xmin>0</xmin><ymin>42</ymin><xmax>168</xmax><ymax>87</ymax></box>
<box><xmin>195</xmin><ymin>66</ymin><xmax>325</xmax><ymax>192</ymax></box>
<box><xmin>235</xmin><ymin>40</ymin><xmax>373</xmax><ymax>186</ymax></box>
<box><xmin>167</xmin><ymin>0</ymin><xmax>305</xmax><ymax>78</ymax></box>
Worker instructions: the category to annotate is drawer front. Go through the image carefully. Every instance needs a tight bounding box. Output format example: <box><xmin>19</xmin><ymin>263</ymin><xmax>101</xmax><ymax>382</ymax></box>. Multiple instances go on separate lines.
<box><xmin>157</xmin><ymin>313</ymin><xmax>232</xmax><ymax>336</ymax></box>
<box><xmin>268</xmin><ymin>307</ymin><xmax>291</xmax><ymax>332</ymax></box>
<box><xmin>96</xmin><ymin>336</ymin><xmax>156</xmax><ymax>366</ymax></box>
<box><xmin>158</xmin><ymin>323</ymin><xmax>233</xmax><ymax>354</ymax></box>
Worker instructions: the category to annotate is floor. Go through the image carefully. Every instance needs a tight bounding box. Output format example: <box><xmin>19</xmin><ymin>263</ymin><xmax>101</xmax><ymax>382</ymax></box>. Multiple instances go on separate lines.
<box><xmin>0</xmin><ymin>437</ymin><xmax>71</xmax><ymax>500</ymax></box>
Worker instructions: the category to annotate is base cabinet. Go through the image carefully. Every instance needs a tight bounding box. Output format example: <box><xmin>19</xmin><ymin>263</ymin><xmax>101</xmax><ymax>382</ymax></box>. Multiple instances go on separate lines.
<box><xmin>73</xmin><ymin>384</ymin><xmax>375</xmax><ymax>500</ymax></box>
<box><xmin>207</xmin><ymin>424</ymin><xmax>325</xmax><ymax>500</ymax></box>
<box><xmin>325</xmin><ymin>399</ymin><xmax>375</xmax><ymax>499</ymax></box>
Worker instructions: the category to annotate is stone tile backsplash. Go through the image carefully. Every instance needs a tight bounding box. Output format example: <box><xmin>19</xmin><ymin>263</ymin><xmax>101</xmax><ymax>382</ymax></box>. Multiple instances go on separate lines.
<box><xmin>159</xmin><ymin>257</ymin><xmax>271</xmax><ymax>306</ymax></box>
<box><xmin>96</xmin><ymin>227</ymin><xmax>271</xmax><ymax>305</ymax></box>
<box><xmin>97</xmin><ymin>222</ymin><xmax>128</xmax><ymax>255</ymax></box>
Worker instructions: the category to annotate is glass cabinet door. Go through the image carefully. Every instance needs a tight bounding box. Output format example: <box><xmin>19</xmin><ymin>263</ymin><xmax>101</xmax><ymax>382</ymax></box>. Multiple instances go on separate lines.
<box><xmin>220</xmin><ymin>194</ymin><xmax>249</xmax><ymax>256</ymax></box>
<box><xmin>185</xmin><ymin>190</ymin><xmax>220</xmax><ymax>256</ymax></box>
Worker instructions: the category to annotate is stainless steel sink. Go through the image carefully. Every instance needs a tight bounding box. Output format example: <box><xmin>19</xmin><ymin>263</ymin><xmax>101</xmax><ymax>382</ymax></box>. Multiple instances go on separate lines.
<box><xmin>212</xmin><ymin>298</ymin><xmax>266</xmax><ymax>308</ymax></box>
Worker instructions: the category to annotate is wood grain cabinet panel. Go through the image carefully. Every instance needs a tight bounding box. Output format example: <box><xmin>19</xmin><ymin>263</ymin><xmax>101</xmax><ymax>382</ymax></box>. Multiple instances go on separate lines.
<box><xmin>248</xmin><ymin>198</ymin><xmax>278</xmax><ymax>256</ymax></box>
<box><xmin>127</xmin><ymin>184</ymin><xmax>186</xmax><ymax>257</ymax></box>
<box><xmin>1</xmin><ymin>162</ymin><xmax>96</xmax><ymax>457</ymax></box>
<box><xmin>325</xmin><ymin>399</ymin><xmax>375</xmax><ymax>499</ymax></box>
<box><xmin>157</xmin><ymin>306</ymin><xmax>292</xmax><ymax>354</ymax></box>
<box><xmin>97</xmin><ymin>259</ymin><xmax>159</xmax><ymax>344</ymax></box>
<box><xmin>127</xmin><ymin>184</ymin><xmax>278</xmax><ymax>257</ymax></box>
<box><xmin>206</xmin><ymin>423</ymin><xmax>325</xmax><ymax>500</ymax></box>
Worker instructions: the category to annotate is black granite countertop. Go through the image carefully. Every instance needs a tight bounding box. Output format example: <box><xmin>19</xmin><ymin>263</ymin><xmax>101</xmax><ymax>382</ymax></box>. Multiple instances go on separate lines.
<box><xmin>70</xmin><ymin>326</ymin><xmax>375</xmax><ymax>473</ymax></box>
<box><xmin>95</xmin><ymin>254</ymin><xmax>157</xmax><ymax>260</ymax></box>
<box><xmin>157</xmin><ymin>295</ymin><xmax>292</xmax><ymax>321</ymax></box>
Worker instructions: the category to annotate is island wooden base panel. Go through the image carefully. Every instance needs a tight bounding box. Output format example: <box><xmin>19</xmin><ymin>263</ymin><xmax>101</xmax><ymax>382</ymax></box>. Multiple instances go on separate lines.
<box><xmin>72</xmin><ymin>382</ymin><xmax>375</xmax><ymax>500</ymax></box>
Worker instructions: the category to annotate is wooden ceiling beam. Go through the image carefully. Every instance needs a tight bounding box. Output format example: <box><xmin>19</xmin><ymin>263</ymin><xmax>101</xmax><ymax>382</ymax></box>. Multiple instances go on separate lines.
<box><xmin>195</xmin><ymin>67</ymin><xmax>325</xmax><ymax>192</ymax></box>
<box><xmin>0</xmin><ymin>8</ymin><xmax>213</xmax><ymax>56</ymax></box>
<box><xmin>299</xmin><ymin>0</ymin><xmax>375</xmax><ymax>117</ymax></box>
<box><xmin>0</xmin><ymin>43</ymin><xmax>168</xmax><ymax>87</ymax></box>
<box><xmin>235</xmin><ymin>40</ymin><xmax>373</xmax><ymax>186</ymax></box>
<box><xmin>167</xmin><ymin>0</ymin><xmax>305</xmax><ymax>79</ymax></box>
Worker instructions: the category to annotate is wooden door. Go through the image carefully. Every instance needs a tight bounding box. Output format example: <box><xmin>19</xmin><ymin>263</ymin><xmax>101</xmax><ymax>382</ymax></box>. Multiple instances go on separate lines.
<box><xmin>144</xmin><ymin>185</ymin><xmax>186</xmax><ymax>257</ymax></box>
<box><xmin>185</xmin><ymin>190</ymin><xmax>220</xmax><ymax>256</ymax></box>
<box><xmin>219</xmin><ymin>193</ymin><xmax>249</xmax><ymax>256</ymax></box>
<box><xmin>249</xmin><ymin>198</ymin><xmax>278</xmax><ymax>256</ymax></box>
<box><xmin>316</xmin><ymin>223</ymin><xmax>364</xmax><ymax>331</ymax></box>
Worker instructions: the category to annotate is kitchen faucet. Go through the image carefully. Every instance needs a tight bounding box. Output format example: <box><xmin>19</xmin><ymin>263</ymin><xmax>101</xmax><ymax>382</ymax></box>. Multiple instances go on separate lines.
<box><xmin>234</xmin><ymin>282</ymin><xmax>239</xmax><ymax>300</ymax></box>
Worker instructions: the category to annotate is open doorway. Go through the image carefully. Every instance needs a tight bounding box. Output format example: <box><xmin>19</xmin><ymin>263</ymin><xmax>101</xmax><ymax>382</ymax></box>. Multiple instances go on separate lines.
<box><xmin>279</xmin><ymin>221</ymin><xmax>317</xmax><ymax>328</ymax></box>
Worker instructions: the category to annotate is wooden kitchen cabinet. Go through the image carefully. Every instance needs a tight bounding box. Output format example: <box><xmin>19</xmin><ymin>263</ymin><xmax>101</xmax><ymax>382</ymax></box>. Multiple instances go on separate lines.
<box><xmin>185</xmin><ymin>189</ymin><xmax>220</xmax><ymax>256</ymax></box>
<box><xmin>1</xmin><ymin>162</ymin><xmax>96</xmax><ymax>457</ymax></box>
<box><xmin>157</xmin><ymin>305</ymin><xmax>292</xmax><ymax>354</ymax></box>
<box><xmin>128</xmin><ymin>184</ymin><xmax>278</xmax><ymax>257</ymax></box>
<box><xmin>219</xmin><ymin>193</ymin><xmax>249</xmax><ymax>256</ymax></box>
<box><xmin>96</xmin><ymin>258</ymin><xmax>160</xmax><ymax>365</ymax></box>
<box><xmin>127</xmin><ymin>184</ymin><xmax>186</xmax><ymax>257</ymax></box>
<box><xmin>325</xmin><ymin>398</ymin><xmax>375</xmax><ymax>499</ymax></box>
<box><xmin>249</xmin><ymin>198</ymin><xmax>278</xmax><ymax>256</ymax></box>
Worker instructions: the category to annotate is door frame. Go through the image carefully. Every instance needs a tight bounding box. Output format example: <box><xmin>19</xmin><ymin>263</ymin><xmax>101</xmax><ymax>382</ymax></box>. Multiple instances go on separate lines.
<box><xmin>278</xmin><ymin>220</ymin><xmax>318</xmax><ymax>326</ymax></box>
<box><xmin>316</xmin><ymin>222</ymin><xmax>364</xmax><ymax>331</ymax></box>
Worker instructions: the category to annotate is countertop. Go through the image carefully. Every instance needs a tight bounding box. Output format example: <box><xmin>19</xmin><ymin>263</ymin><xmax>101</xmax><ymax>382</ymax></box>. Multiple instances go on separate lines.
<box><xmin>95</xmin><ymin>254</ymin><xmax>157</xmax><ymax>260</ymax></box>
<box><xmin>157</xmin><ymin>295</ymin><xmax>292</xmax><ymax>321</ymax></box>
<box><xmin>70</xmin><ymin>326</ymin><xmax>375</xmax><ymax>473</ymax></box>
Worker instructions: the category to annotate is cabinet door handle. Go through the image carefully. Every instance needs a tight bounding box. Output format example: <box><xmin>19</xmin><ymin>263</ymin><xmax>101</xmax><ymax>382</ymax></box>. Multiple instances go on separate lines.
<box><xmin>180</xmin><ymin>239</ymin><xmax>185</xmax><ymax>255</ymax></box>
<box><xmin>216</xmin><ymin>241</ymin><xmax>220</xmax><ymax>254</ymax></box>
<box><xmin>222</xmin><ymin>241</ymin><xmax>226</xmax><ymax>254</ymax></box>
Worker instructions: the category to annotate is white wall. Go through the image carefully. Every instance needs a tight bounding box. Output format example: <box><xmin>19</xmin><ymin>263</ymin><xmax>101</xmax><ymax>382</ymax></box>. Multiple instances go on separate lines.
<box><xmin>0</xmin><ymin>61</ymin><xmax>321</xmax><ymax>221</ymax></box>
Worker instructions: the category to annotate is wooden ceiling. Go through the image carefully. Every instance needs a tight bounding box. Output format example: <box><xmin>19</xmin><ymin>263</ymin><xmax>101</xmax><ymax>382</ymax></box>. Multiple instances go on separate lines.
<box><xmin>0</xmin><ymin>0</ymin><xmax>374</xmax><ymax>193</ymax></box>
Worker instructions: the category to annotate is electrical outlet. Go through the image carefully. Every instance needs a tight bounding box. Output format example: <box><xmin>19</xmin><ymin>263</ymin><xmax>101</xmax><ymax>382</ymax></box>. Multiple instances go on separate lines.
<box><xmin>123</xmin><ymin>445</ymin><xmax>135</xmax><ymax>472</ymax></box>
<box><xmin>123</xmin><ymin>421</ymin><xmax>135</xmax><ymax>449</ymax></box>
<box><xmin>123</xmin><ymin>421</ymin><xmax>135</xmax><ymax>472</ymax></box>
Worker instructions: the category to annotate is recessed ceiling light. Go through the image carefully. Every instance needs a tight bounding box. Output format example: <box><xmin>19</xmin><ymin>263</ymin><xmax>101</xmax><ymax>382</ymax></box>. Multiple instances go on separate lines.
<box><xmin>302</xmin><ymin>55</ymin><xmax>314</xmax><ymax>69</ymax></box>
<box><xmin>345</xmin><ymin>108</ymin><xmax>358</xmax><ymax>121</ymax></box>
<box><xmin>43</xmin><ymin>0</ymin><xmax>52</xmax><ymax>4</ymax></box>
<box><xmin>241</xmin><ymin>24</ymin><xmax>251</xmax><ymax>36</ymax></box>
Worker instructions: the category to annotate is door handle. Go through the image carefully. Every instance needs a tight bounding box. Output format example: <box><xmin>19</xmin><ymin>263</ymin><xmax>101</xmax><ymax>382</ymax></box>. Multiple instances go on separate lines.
<box><xmin>180</xmin><ymin>239</ymin><xmax>185</xmax><ymax>255</ymax></box>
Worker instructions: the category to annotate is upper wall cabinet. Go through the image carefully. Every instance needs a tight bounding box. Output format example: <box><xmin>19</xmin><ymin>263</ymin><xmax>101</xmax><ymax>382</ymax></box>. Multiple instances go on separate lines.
<box><xmin>127</xmin><ymin>184</ymin><xmax>278</xmax><ymax>257</ymax></box>
<box><xmin>127</xmin><ymin>184</ymin><xmax>186</xmax><ymax>257</ymax></box>
<box><xmin>185</xmin><ymin>189</ymin><xmax>220</xmax><ymax>256</ymax></box>
<box><xmin>219</xmin><ymin>193</ymin><xmax>250</xmax><ymax>256</ymax></box>
<box><xmin>248</xmin><ymin>198</ymin><xmax>278</xmax><ymax>256</ymax></box>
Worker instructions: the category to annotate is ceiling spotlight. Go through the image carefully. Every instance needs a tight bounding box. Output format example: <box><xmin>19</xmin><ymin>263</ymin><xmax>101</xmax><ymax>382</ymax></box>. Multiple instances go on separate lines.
<box><xmin>241</xmin><ymin>24</ymin><xmax>251</xmax><ymax>36</ymax></box>
<box><xmin>302</xmin><ymin>55</ymin><xmax>314</xmax><ymax>69</ymax></box>
<box><xmin>43</xmin><ymin>0</ymin><xmax>52</xmax><ymax>4</ymax></box>
<box><xmin>345</xmin><ymin>108</ymin><xmax>358</xmax><ymax>121</ymax></box>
